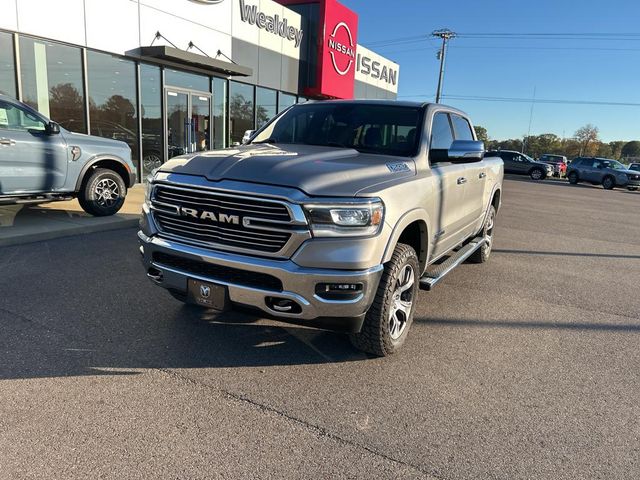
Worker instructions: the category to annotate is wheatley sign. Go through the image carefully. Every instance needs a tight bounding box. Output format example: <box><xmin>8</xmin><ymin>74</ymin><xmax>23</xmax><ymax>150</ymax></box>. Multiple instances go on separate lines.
<box><xmin>239</xmin><ymin>0</ymin><xmax>304</xmax><ymax>48</ymax></box>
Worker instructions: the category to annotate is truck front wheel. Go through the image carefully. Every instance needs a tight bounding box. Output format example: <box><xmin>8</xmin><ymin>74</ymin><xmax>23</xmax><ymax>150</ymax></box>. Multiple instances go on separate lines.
<box><xmin>78</xmin><ymin>168</ymin><xmax>127</xmax><ymax>216</ymax></box>
<box><xmin>350</xmin><ymin>243</ymin><xmax>419</xmax><ymax>356</ymax></box>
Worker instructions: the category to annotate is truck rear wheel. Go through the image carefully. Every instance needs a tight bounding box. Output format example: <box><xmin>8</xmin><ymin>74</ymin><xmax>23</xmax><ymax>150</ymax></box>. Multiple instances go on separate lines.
<box><xmin>349</xmin><ymin>243</ymin><xmax>419</xmax><ymax>357</ymax></box>
<box><xmin>78</xmin><ymin>168</ymin><xmax>127</xmax><ymax>216</ymax></box>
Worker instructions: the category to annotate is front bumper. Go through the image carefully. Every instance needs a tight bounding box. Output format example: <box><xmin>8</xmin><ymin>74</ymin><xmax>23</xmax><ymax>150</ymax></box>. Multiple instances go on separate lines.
<box><xmin>138</xmin><ymin>231</ymin><xmax>383</xmax><ymax>332</ymax></box>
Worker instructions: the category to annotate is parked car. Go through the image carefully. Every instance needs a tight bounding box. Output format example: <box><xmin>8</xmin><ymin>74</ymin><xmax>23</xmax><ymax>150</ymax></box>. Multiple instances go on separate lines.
<box><xmin>628</xmin><ymin>162</ymin><xmax>640</xmax><ymax>172</ymax></box>
<box><xmin>485</xmin><ymin>150</ymin><xmax>552</xmax><ymax>180</ymax></box>
<box><xmin>538</xmin><ymin>154</ymin><xmax>568</xmax><ymax>177</ymax></box>
<box><xmin>0</xmin><ymin>95</ymin><xmax>136</xmax><ymax>215</ymax></box>
<box><xmin>140</xmin><ymin>101</ymin><xmax>504</xmax><ymax>356</ymax></box>
<box><xmin>567</xmin><ymin>157</ymin><xmax>640</xmax><ymax>191</ymax></box>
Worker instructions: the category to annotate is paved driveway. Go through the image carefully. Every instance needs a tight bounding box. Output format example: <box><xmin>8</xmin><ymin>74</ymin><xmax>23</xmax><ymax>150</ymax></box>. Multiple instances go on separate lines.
<box><xmin>1</xmin><ymin>178</ymin><xmax>638</xmax><ymax>479</ymax></box>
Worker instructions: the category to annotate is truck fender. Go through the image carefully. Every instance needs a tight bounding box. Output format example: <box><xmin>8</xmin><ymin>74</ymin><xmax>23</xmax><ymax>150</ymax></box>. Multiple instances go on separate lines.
<box><xmin>381</xmin><ymin>208</ymin><xmax>432</xmax><ymax>273</ymax></box>
<box><xmin>74</xmin><ymin>154</ymin><xmax>132</xmax><ymax>192</ymax></box>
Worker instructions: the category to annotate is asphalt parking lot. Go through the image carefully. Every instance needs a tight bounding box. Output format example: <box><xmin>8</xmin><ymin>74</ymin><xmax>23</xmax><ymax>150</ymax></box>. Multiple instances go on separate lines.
<box><xmin>1</xmin><ymin>177</ymin><xmax>638</xmax><ymax>479</ymax></box>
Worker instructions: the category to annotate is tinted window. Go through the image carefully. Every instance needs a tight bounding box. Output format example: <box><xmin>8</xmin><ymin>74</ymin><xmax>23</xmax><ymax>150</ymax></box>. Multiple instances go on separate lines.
<box><xmin>629</xmin><ymin>164</ymin><xmax>640</xmax><ymax>171</ymax></box>
<box><xmin>20</xmin><ymin>36</ymin><xmax>86</xmax><ymax>132</ymax></box>
<box><xmin>0</xmin><ymin>100</ymin><xmax>46</xmax><ymax>131</ymax></box>
<box><xmin>278</xmin><ymin>93</ymin><xmax>296</xmax><ymax>113</ymax></box>
<box><xmin>451</xmin><ymin>114</ymin><xmax>474</xmax><ymax>141</ymax></box>
<box><xmin>256</xmin><ymin>87</ymin><xmax>277</xmax><ymax>129</ymax></box>
<box><xmin>87</xmin><ymin>51</ymin><xmax>138</xmax><ymax>166</ymax></box>
<box><xmin>430</xmin><ymin>112</ymin><xmax>454</xmax><ymax>150</ymax></box>
<box><xmin>140</xmin><ymin>64</ymin><xmax>162</xmax><ymax>178</ymax></box>
<box><xmin>212</xmin><ymin>77</ymin><xmax>227</xmax><ymax>149</ymax></box>
<box><xmin>165</xmin><ymin>69</ymin><xmax>209</xmax><ymax>91</ymax></box>
<box><xmin>0</xmin><ymin>32</ymin><xmax>16</xmax><ymax>97</ymax></box>
<box><xmin>229</xmin><ymin>81</ymin><xmax>254</xmax><ymax>144</ymax></box>
<box><xmin>252</xmin><ymin>103</ymin><xmax>422</xmax><ymax>157</ymax></box>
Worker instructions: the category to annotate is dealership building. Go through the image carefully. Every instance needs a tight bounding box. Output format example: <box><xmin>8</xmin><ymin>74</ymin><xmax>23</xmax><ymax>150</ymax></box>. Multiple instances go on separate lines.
<box><xmin>0</xmin><ymin>0</ymin><xmax>399</xmax><ymax>180</ymax></box>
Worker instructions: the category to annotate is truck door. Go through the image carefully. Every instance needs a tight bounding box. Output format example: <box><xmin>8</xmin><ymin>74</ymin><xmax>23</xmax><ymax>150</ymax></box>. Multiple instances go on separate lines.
<box><xmin>451</xmin><ymin>114</ymin><xmax>486</xmax><ymax>228</ymax></box>
<box><xmin>429</xmin><ymin>112</ymin><xmax>470</xmax><ymax>257</ymax></box>
<box><xmin>0</xmin><ymin>100</ymin><xmax>68</xmax><ymax>194</ymax></box>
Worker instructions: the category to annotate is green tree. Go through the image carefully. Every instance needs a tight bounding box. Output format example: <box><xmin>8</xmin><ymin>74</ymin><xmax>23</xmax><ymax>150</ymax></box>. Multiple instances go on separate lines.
<box><xmin>621</xmin><ymin>141</ymin><xmax>640</xmax><ymax>158</ymax></box>
<box><xmin>574</xmin><ymin>124</ymin><xmax>599</xmax><ymax>156</ymax></box>
<box><xmin>609</xmin><ymin>141</ymin><xmax>626</xmax><ymax>159</ymax></box>
<box><xmin>473</xmin><ymin>125</ymin><xmax>489</xmax><ymax>143</ymax></box>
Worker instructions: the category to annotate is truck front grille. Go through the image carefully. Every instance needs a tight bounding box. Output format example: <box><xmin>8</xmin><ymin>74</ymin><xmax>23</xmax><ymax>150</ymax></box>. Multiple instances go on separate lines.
<box><xmin>151</xmin><ymin>184</ymin><xmax>295</xmax><ymax>254</ymax></box>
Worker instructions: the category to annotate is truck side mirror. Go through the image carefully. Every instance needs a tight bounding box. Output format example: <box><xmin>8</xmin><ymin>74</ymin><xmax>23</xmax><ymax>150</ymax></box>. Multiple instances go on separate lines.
<box><xmin>46</xmin><ymin>122</ymin><xmax>61</xmax><ymax>135</ymax></box>
<box><xmin>431</xmin><ymin>140</ymin><xmax>485</xmax><ymax>163</ymax></box>
<box><xmin>241</xmin><ymin>129</ymin><xmax>255</xmax><ymax>145</ymax></box>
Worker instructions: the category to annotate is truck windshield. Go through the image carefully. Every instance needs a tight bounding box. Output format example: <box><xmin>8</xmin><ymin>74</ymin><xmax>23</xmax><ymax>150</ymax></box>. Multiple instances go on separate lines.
<box><xmin>251</xmin><ymin>103</ymin><xmax>422</xmax><ymax>157</ymax></box>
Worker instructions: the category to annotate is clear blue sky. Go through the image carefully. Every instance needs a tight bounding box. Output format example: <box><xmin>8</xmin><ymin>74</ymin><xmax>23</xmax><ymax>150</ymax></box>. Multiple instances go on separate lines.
<box><xmin>342</xmin><ymin>0</ymin><xmax>640</xmax><ymax>142</ymax></box>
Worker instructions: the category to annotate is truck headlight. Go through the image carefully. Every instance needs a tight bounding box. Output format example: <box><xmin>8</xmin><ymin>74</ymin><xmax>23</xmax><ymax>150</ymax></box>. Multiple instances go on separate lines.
<box><xmin>144</xmin><ymin>178</ymin><xmax>154</xmax><ymax>203</ymax></box>
<box><xmin>303</xmin><ymin>200</ymin><xmax>384</xmax><ymax>237</ymax></box>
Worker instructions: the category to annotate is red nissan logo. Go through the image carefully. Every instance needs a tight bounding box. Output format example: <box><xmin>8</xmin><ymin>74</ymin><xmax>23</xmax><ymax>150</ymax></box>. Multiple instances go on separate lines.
<box><xmin>328</xmin><ymin>21</ymin><xmax>355</xmax><ymax>76</ymax></box>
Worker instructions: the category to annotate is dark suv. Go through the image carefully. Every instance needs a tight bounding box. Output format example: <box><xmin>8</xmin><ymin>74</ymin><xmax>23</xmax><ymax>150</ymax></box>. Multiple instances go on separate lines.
<box><xmin>567</xmin><ymin>157</ymin><xmax>640</xmax><ymax>191</ymax></box>
<box><xmin>485</xmin><ymin>150</ymin><xmax>552</xmax><ymax>180</ymax></box>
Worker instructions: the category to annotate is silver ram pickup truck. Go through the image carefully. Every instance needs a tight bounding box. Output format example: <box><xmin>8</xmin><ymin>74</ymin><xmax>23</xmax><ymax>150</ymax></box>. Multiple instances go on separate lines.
<box><xmin>139</xmin><ymin>101</ymin><xmax>503</xmax><ymax>356</ymax></box>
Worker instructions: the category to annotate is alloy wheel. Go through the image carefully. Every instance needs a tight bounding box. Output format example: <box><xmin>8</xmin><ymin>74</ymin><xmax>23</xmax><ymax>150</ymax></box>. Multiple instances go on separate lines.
<box><xmin>94</xmin><ymin>178</ymin><xmax>120</xmax><ymax>208</ymax></box>
<box><xmin>388</xmin><ymin>264</ymin><xmax>415</xmax><ymax>340</ymax></box>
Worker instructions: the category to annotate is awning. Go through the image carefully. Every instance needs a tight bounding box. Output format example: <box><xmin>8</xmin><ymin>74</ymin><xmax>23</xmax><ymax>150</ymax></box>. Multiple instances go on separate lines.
<box><xmin>127</xmin><ymin>46</ymin><xmax>252</xmax><ymax>77</ymax></box>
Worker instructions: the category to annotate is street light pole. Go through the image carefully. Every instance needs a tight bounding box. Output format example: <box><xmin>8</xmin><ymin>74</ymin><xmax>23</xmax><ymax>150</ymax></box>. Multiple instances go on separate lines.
<box><xmin>432</xmin><ymin>29</ymin><xmax>456</xmax><ymax>103</ymax></box>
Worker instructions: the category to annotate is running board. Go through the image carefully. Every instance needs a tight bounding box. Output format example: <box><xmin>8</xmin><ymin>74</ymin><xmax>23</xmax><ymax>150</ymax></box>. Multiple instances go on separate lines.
<box><xmin>419</xmin><ymin>237</ymin><xmax>486</xmax><ymax>291</ymax></box>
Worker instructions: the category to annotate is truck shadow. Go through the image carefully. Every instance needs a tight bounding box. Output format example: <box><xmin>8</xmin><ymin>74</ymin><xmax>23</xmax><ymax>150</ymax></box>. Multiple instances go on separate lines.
<box><xmin>493</xmin><ymin>248</ymin><xmax>640</xmax><ymax>260</ymax></box>
<box><xmin>0</xmin><ymin>293</ymin><xmax>367</xmax><ymax>381</ymax></box>
<box><xmin>414</xmin><ymin>317</ymin><xmax>640</xmax><ymax>333</ymax></box>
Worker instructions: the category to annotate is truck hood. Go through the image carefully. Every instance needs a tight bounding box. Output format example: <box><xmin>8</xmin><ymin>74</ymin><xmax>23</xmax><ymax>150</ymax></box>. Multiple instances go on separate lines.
<box><xmin>157</xmin><ymin>144</ymin><xmax>416</xmax><ymax>197</ymax></box>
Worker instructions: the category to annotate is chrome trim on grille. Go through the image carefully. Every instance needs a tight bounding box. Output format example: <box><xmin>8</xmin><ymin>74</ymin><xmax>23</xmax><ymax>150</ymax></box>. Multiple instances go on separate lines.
<box><xmin>150</xmin><ymin>182</ymin><xmax>311</xmax><ymax>258</ymax></box>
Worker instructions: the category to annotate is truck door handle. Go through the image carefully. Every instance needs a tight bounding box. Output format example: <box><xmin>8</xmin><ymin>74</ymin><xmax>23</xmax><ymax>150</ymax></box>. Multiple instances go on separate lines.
<box><xmin>0</xmin><ymin>138</ymin><xmax>16</xmax><ymax>146</ymax></box>
<box><xmin>479</xmin><ymin>172</ymin><xmax>486</xmax><ymax>179</ymax></box>
<box><xmin>457</xmin><ymin>177</ymin><xmax>467</xmax><ymax>185</ymax></box>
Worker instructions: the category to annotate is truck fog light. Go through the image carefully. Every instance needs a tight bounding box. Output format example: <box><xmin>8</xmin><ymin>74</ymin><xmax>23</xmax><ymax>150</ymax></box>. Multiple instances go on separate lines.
<box><xmin>315</xmin><ymin>283</ymin><xmax>363</xmax><ymax>301</ymax></box>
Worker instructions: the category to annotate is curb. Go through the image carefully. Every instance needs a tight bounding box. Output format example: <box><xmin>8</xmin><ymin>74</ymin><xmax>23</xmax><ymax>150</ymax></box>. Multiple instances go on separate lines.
<box><xmin>0</xmin><ymin>218</ymin><xmax>140</xmax><ymax>248</ymax></box>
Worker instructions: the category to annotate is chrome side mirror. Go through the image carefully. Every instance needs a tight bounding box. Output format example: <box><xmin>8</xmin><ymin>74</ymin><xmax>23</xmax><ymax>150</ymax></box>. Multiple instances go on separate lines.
<box><xmin>241</xmin><ymin>129</ymin><xmax>256</xmax><ymax>145</ymax></box>
<box><xmin>448</xmin><ymin>140</ymin><xmax>485</xmax><ymax>161</ymax></box>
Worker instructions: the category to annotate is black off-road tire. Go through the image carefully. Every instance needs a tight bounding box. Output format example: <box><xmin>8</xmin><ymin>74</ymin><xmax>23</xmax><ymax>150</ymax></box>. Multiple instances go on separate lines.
<box><xmin>469</xmin><ymin>205</ymin><xmax>496</xmax><ymax>264</ymax></box>
<box><xmin>78</xmin><ymin>168</ymin><xmax>127</xmax><ymax>216</ymax></box>
<box><xmin>530</xmin><ymin>168</ymin><xmax>545</xmax><ymax>181</ymax></box>
<box><xmin>602</xmin><ymin>176</ymin><xmax>615</xmax><ymax>190</ymax></box>
<box><xmin>349</xmin><ymin>243</ymin><xmax>419</xmax><ymax>357</ymax></box>
<box><xmin>568</xmin><ymin>171</ymin><xmax>579</xmax><ymax>184</ymax></box>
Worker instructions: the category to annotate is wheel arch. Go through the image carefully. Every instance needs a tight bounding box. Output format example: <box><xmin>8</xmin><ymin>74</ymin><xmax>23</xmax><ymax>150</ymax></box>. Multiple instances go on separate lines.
<box><xmin>75</xmin><ymin>155</ymin><xmax>133</xmax><ymax>192</ymax></box>
<box><xmin>382</xmin><ymin>209</ymin><xmax>431</xmax><ymax>274</ymax></box>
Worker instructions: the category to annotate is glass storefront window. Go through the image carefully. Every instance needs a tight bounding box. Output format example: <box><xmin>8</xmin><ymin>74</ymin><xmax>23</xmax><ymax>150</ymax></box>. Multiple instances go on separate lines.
<box><xmin>0</xmin><ymin>32</ymin><xmax>16</xmax><ymax>97</ymax></box>
<box><xmin>165</xmin><ymin>69</ymin><xmax>209</xmax><ymax>92</ymax></box>
<box><xmin>229</xmin><ymin>81</ymin><xmax>254</xmax><ymax>145</ymax></box>
<box><xmin>19</xmin><ymin>36</ymin><xmax>86</xmax><ymax>132</ymax></box>
<box><xmin>256</xmin><ymin>87</ymin><xmax>276</xmax><ymax>129</ymax></box>
<box><xmin>278</xmin><ymin>92</ymin><xmax>296</xmax><ymax>113</ymax></box>
<box><xmin>87</xmin><ymin>51</ymin><xmax>139</xmax><ymax>167</ymax></box>
<box><xmin>140</xmin><ymin>64</ymin><xmax>163</xmax><ymax>178</ymax></box>
<box><xmin>212</xmin><ymin>77</ymin><xmax>227</xmax><ymax>149</ymax></box>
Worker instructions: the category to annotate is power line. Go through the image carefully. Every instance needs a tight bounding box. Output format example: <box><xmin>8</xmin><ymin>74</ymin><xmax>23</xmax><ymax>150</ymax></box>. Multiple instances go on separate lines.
<box><xmin>396</xmin><ymin>94</ymin><xmax>640</xmax><ymax>107</ymax></box>
<box><xmin>364</xmin><ymin>32</ymin><xmax>640</xmax><ymax>48</ymax></box>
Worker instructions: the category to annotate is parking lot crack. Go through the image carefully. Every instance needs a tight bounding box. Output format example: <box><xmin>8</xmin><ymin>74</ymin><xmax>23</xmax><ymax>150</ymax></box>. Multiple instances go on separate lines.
<box><xmin>156</xmin><ymin>367</ymin><xmax>441</xmax><ymax>479</ymax></box>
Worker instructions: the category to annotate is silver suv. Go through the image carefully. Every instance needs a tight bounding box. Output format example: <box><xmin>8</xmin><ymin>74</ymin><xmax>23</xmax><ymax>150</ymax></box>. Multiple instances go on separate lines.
<box><xmin>0</xmin><ymin>95</ymin><xmax>136</xmax><ymax>215</ymax></box>
<box><xmin>567</xmin><ymin>157</ymin><xmax>640</xmax><ymax>191</ymax></box>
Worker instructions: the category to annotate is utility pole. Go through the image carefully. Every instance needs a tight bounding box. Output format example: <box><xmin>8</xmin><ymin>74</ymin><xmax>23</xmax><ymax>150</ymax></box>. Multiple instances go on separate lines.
<box><xmin>432</xmin><ymin>29</ymin><xmax>456</xmax><ymax>103</ymax></box>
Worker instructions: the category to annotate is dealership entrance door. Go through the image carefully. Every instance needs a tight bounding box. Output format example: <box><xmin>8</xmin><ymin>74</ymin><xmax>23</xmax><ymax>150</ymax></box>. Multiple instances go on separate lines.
<box><xmin>165</xmin><ymin>88</ymin><xmax>211</xmax><ymax>160</ymax></box>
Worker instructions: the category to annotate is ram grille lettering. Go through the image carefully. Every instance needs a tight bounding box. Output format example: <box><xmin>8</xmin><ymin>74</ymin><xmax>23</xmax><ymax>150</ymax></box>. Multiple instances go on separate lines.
<box><xmin>179</xmin><ymin>207</ymin><xmax>240</xmax><ymax>225</ymax></box>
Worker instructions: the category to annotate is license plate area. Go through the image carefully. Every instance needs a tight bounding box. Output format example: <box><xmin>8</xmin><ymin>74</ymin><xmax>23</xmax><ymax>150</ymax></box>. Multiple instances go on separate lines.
<box><xmin>187</xmin><ymin>278</ymin><xmax>230</xmax><ymax>310</ymax></box>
